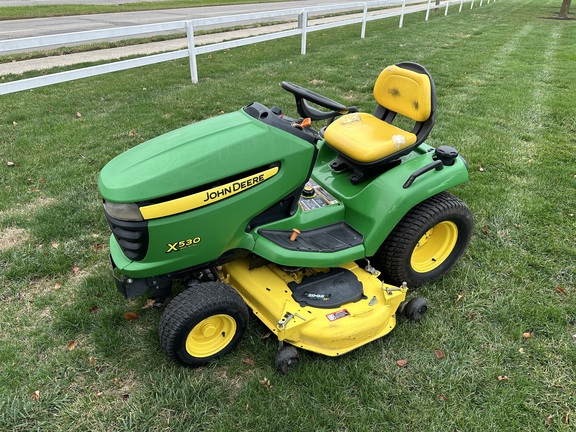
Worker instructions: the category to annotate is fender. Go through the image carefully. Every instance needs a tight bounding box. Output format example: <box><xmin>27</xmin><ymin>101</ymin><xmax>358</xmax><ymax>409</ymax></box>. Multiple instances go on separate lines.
<box><xmin>251</xmin><ymin>140</ymin><xmax>468</xmax><ymax>267</ymax></box>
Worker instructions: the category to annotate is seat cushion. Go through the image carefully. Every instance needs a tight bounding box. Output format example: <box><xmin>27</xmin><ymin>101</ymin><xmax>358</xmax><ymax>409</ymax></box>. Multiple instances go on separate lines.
<box><xmin>373</xmin><ymin>65</ymin><xmax>432</xmax><ymax>122</ymax></box>
<box><xmin>324</xmin><ymin>113</ymin><xmax>417</xmax><ymax>163</ymax></box>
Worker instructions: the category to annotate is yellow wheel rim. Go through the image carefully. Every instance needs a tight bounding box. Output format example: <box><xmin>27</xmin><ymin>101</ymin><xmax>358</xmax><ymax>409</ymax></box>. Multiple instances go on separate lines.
<box><xmin>411</xmin><ymin>221</ymin><xmax>458</xmax><ymax>273</ymax></box>
<box><xmin>185</xmin><ymin>314</ymin><xmax>237</xmax><ymax>358</ymax></box>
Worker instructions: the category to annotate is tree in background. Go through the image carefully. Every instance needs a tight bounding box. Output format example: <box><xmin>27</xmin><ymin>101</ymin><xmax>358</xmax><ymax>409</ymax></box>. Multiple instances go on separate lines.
<box><xmin>559</xmin><ymin>0</ymin><xmax>572</xmax><ymax>19</ymax></box>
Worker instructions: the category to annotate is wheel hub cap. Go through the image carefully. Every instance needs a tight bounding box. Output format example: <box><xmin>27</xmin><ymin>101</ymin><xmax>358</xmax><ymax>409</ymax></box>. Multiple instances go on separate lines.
<box><xmin>185</xmin><ymin>314</ymin><xmax>236</xmax><ymax>357</ymax></box>
<box><xmin>411</xmin><ymin>221</ymin><xmax>458</xmax><ymax>273</ymax></box>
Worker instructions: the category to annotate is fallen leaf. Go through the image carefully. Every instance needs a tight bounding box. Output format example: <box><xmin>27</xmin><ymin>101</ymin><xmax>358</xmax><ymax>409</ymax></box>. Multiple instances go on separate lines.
<box><xmin>468</xmin><ymin>313</ymin><xmax>477</xmax><ymax>319</ymax></box>
<box><xmin>242</xmin><ymin>357</ymin><xmax>255</xmax><ymax>366</ymax></box>
<box><xmin>545</xmin><ymin>414</ymin><xmax>553</xmax><ymax>425</ymax></box>
<box><xmin>124</xmin><ymin>312</ymin><xmax>139</xmax><ymax>320</ymax></box>
<box><xmin>95</xmin><ymin>390</ymin><xmax>103</xmax><ymax>397</ymax></box>
<box><xmin>260</xmin><ymin>332</ymin><xmax>272</xmax><ymax>340</ymax></box>
<box><xmin>556</xmin><ymin>286</ymin><xmax>568</xmax><ymax>296</ymax></box>
<box><xmin>482</xmin><ymin>225</ymin><xmax>490</xmax><ymax>236</ymax></box>
<box><xmin>396</xmin><ymin>359</ymin><xmax>408</xmax><ymax>367</ymax></box>
<box><xmin>89</xmin><ymin>305</ymin><xmax>99</xmax><ymax>313</ymax></box>
<box><xmin>437</xmin><ymin>394</ymin><xmax>447</xmax><ymax>401</ymax></box>
<box><xmin>497</xmin><ymin>375</ymin><xmax>510</xmax><ymax>381</ymax></box>
<box><xmin>13</xmin><ymin>121</ymin><xmax>18</xmax><ymax>126</ymax></box>
<box><xmin>51</xmin><ymin>242</ymin><xmax>59</xmax><ymax>249</ymax></box>
<box><xmin>455</xmin><ymin>292</ymin><xmax>464</xmax><ymax>303</ymax></box>
<box><xmin>93</xmin><ymin>244</ymin><xmax>103</xmax><ymax>251</ymax></box>
<box><xmin>54</xmin><ymin>281</ymin><xmax>62</xmax><ymax>289</ymax></box>
<box><xmin>76</xmin><ymin>112</ymin><xmax>82</xmax><ymax>118</ymax></box>
<box><xmin>67</xmin><ymin>340</ymin><xmax>77</xmax><ymax>351</ymax></box>
<box><xmin>434</xmin><ymin>349</ymin><xmax>446</xmax><ymax>359</ymax></box>
<box><xmin>129</xmin><ymin>131</ymin><xmax>136</xmax><ymax>137</ymax></box>
<box><xmin>141</xmin><ymin>299</ymin><xmax>156</xmax><ymax>310</ymax></box>
<box><xmin>259</xmin><ymin>377</ymin><xmax>272</xmax><ymax>389</ymax></box>
<box><xmin>72</xmin><ymin>265</ymin><xmax>80</xmax><ymax>273</ymax></box>
<box><xmin>518</xmin><ymin>348</ymin><xmax>525</xmax><ymax>354</ymax></box>
<box><xmin>6</xmin><ymin>161</ymin><xmax>15</xmax><ymax>167</ymax></box>
<box><xmin>31</xmin><ymin>390</ymin><xmax>40</xmax><ymax>401</ymax></box>
<box><xmin>89</xmin><ymin>356</ymin><xmax>96</xmax><ymax>366</ymax></box>
<box><xmin>522</xmin><ymin>332</ymin><xmax>532</xmax><ymax>339</ymax></box>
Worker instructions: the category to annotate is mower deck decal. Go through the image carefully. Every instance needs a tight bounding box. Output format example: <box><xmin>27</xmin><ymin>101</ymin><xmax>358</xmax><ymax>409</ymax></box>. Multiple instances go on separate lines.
<box><xmin>140</xmin><ymin>167</ymin><xmax>279</xmax><ymax>220</ymax></box>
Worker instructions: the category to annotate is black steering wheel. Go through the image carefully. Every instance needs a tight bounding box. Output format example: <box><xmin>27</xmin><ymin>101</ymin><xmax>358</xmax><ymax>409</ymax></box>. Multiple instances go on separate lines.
<box><xmin>281</xmin><ymin>81</ymin><xmax>356</xmax><ymax>122</ymax></box>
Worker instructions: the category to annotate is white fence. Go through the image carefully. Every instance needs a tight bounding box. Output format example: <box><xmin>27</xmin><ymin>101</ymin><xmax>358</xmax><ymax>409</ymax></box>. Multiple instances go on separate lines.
<box><xmin>0</xmin><ymin>0</ymin><xmax>496</xmax><ymax>95</ymax></box>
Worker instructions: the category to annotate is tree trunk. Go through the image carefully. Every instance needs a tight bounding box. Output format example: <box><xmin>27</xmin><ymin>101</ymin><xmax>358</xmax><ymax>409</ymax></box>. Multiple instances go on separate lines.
<box><xmin>559</xmin><ymin>0</ymin><xmax>572</xmax><ymax>19</ymax></box>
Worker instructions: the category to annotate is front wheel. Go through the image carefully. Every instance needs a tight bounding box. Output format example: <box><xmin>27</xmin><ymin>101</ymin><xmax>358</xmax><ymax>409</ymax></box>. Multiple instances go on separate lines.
<box><xmin>158</xmin><ymin>281</ymin><xmax>249</xmax><ymax>367</ymax></box>
<box><xmin>374</xmin><ymin>192</ymin><xmax>473</xmax><ymax>286</ymax></box>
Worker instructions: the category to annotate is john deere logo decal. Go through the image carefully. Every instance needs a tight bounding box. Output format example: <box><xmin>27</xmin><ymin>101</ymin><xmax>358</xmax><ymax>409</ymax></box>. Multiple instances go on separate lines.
<box><xmin>203</xmin><ymin>172</ymin><xmax>270</xmax><ymax>203</ymax></box>
<box><xmin>140</xmin><ymin>167</ymin><xmax>279</xmax><ymax>220</ymax></box>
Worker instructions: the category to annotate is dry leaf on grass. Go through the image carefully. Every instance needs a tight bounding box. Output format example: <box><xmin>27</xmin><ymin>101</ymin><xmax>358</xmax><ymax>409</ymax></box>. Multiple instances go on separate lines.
<box><xmin>259</xmin><ymin>377</ymin><xmax>272</xmax><ymax>389</ymax></box>
<box><xmin>435</xmin><ymin>349</ymin><xmax>446</xmax><ymax>359</ymax></box>
<box><xmin>67</xmin><ymin>340</ymin><xmax>78</xmax><ymax>351</ymax></box>
<box><xmin>556</xmin><ymin>286</ymin><xmax>568</xmax><ymax>296</ymax></box>
<box><xmin>124</xmin><ymin>312</ymin><xmax>139</xmax><ymax>320</ymax></box>
<box><xmin>396</xmin><ymin>359</ymin><xmax>408</xmax><ymax>367</ymax></box>
<box><xmin>242</xmin><ymin>357</ymin><xmax>255</xmax><ymax>366</ymax></box>
<box><xmin>31</xmin><ymin>390</ymin><xmax>40</xmax><ymax>401</ymax></box>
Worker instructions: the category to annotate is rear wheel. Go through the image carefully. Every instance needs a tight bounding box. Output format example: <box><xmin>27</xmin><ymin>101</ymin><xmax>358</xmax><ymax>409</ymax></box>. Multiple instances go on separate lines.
<box><xmin>374</xmin><ymin>192</ymin><xmax>473</xmax><ymax>286</ymax></box>
<box><xmin>159</xmin><ymin>281</ymin><xmax>249</xmax><ymax>367</ymax></box>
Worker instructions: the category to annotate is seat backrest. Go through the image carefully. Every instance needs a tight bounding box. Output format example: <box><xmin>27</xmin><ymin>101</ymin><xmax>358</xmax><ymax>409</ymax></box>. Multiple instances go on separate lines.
<box><xmin>373</xmin><ymin>63</ymin><xmax>434</xmax><ymax>123</ymax></box>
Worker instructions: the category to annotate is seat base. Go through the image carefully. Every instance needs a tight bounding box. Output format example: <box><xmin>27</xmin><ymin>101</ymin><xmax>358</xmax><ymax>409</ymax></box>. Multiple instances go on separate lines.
<box><xmin>329</xmin><ymin>153</ymin><xmax>402</xmax><ymax>184</ymax></box>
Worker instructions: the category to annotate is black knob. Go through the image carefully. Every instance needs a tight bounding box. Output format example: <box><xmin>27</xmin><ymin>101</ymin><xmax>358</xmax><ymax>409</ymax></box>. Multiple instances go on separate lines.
<box><xmin>434</xmin><ymin>146</ymin><xmax>459</xmax><ymax>166</ymax></box>
<box><xmin>302</xmin><ymin>184</ymin><xmax>316</xmax><ymax>198</ymax></box>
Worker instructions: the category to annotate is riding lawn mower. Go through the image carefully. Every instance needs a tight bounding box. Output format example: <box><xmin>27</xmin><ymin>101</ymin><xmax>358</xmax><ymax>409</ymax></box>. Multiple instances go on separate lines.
<box><xmin>98</xmin><ymin>62</ymin><xmax>473</xmax><ymax>373</ymax></box>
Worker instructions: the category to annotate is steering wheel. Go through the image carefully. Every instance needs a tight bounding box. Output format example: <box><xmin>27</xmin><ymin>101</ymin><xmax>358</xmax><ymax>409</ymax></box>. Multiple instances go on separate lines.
<box><xmin>281</xmin><ymin>81</ymin><xmax>355</xmax><ymax>122</ymax></box>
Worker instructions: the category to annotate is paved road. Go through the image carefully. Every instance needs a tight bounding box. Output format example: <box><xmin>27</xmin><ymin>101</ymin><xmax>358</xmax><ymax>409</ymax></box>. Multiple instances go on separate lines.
<box><xmin>1</xmin><ymin>0</ymin><xmax>367</xmax><ymax>40</ymax></box>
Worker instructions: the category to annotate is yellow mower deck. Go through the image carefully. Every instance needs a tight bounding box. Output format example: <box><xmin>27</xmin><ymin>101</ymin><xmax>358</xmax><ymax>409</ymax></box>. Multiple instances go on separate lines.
<box><xmin>221</xmin><ymin>258</ymin><xmax>407</xmax><ymax>357</ymax></box>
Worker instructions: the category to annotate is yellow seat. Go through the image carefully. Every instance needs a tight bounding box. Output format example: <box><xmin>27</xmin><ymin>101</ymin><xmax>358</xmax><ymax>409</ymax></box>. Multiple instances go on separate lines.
<box><xmin>324</xmin><ymin>62</ymin><xmax>436</xmax><ymax>182</ymax></box>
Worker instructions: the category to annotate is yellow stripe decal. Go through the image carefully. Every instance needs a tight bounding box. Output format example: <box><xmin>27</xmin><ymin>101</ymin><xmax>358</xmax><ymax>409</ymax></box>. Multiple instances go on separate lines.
<box><xmin>140</xmin><ymin>166</ymin><xmax>279</xmax><ymax>220</ymax></box>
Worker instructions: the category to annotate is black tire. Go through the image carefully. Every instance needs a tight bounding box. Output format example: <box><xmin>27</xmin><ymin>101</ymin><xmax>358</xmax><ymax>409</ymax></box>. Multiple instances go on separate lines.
<box><xmin>158</xmin><ymin>281</ymin><xmax>249</xmax><ymax>367</ymax></box>
<box><xmin>275</xmin><ymin>345</ymin><xmax>299</xmax><ymax>374</ymax></box>
<box><xmin>402</xmin><ymin>297</ymin><xmax>428</xmax><ymax>320</ymax></box>
<box><xmin>374</xmin><ymin>192</ymin><xmax>473</xmax><ymax>286</ymax></box>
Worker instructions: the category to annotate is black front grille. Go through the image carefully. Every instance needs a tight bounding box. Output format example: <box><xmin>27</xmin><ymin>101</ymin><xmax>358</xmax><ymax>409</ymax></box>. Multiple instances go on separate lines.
<box><xmin>104</xmin><ymin>212</ymin><xmax>149</xmax><ymax>261</ymax></box>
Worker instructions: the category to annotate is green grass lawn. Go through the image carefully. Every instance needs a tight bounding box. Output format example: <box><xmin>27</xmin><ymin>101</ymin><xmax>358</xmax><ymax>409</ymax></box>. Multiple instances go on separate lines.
<box><xmin>1</xmin><ymin>0</ymin><xmax>575</xmax><ymax>430</ymax></box>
